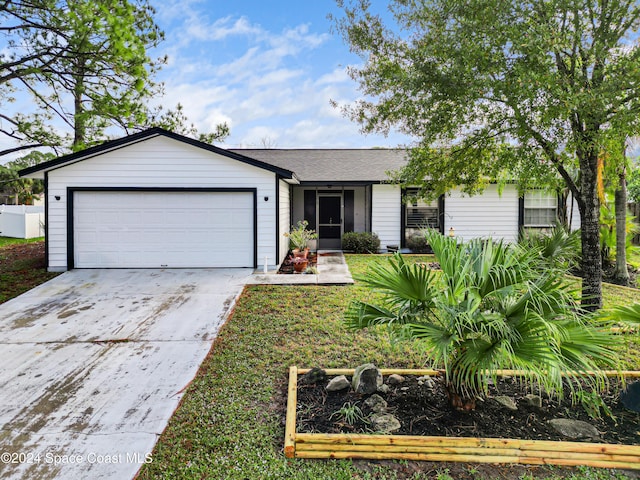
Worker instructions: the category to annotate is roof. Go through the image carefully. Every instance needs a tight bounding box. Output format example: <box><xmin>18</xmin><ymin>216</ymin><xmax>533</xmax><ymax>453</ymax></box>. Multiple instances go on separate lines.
<box><xmin>19</xmin><ymin>128</ymin><xmax>297</xmax><ymax>180</ymax></box>
<box><xmin>229</xmin><ymin>149</ymin><xmax>408</xmax><ymax>183</ymax></box>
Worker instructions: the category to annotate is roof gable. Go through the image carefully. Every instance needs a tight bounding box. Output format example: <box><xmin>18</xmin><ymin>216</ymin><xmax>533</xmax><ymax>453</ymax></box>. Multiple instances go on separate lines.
<box><xmin>19</xmin><ymin>128</ymin><xmax>297</xmax><ymax>179</ymax></box>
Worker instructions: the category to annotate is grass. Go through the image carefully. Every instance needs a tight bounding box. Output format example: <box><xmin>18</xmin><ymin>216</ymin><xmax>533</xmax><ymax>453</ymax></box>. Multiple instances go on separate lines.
<box><xmin>135</xmin><ymin>254</ymin><xmax>640</xmax><ymax>480</ymax></box>
<box><xmin>0</xmin><ymin>236</ymin><xmax>44</xmax><ymax>248</ymax></box>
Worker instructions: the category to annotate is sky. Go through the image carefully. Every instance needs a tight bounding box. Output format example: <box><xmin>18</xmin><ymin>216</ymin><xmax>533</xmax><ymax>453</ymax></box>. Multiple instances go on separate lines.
<box><xmin>146</xmin><ymin>0</ymin><xmax>410</xmax><ymax>149</ymax></box>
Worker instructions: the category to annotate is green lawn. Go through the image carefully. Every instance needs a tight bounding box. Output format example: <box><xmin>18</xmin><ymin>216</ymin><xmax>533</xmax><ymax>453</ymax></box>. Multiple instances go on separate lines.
<box><xmin>137</xmin><ymin>255</ymin><xmax>640</xmax><ymax>480</ymax></box>
<box><xmin>0</xmin><ymin>236</ymin><xmax>44</xmax><ymax>248</ymax></box>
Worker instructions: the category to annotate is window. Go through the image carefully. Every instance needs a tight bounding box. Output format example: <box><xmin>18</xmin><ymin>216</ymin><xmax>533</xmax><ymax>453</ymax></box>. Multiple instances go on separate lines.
<box><xmin>404</xmin><ymin>189</ymin><xmax>439</xmax><ymax>229</ymax></box>
<box><xmin>524</xmin><ymin>191</ymin><xmax>558</xmax><ymax>227</ymax></box>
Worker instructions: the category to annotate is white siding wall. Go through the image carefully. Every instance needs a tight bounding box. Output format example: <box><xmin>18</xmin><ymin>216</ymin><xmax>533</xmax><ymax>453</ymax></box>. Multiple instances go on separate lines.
<box><xmin>567</xmin><ymin>193</ymin><xmax>581</xmax><ymax>231</ymax></box>
<box><xmin>47</xmin><ymin>136</ymin><xmax>277</xmax><ymax>271</ymax></box>
<box><xmin>372</xmin><ymin>184</ymin><xmax>401</xmax><ymax>248</ymax></box>
<box><xmin>444</xmin><ymin>185</ymin><xmax>519</xmax><ymax>242</ymax></box>
<box><xmin>278</xmin><ymin>180</ymin><xmax>291</xmax><ymax>266</ymax></box>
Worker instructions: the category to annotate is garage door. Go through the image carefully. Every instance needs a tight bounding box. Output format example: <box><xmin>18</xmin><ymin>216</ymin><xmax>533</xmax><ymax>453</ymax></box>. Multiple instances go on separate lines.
<box><xmin>73</xmin><ymin>191</ymin><xmax>254</xmax><ymax>268</ymax></box>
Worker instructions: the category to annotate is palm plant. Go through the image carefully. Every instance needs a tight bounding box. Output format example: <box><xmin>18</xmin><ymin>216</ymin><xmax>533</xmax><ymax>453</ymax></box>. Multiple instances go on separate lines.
<box><xmin>600</xmin><ymin>197</ymin><xmax>639</xmax><ymax>265</ymax></box>
<box><xmin>520</xmin><ymin>223</ymin><xmax>581</xmax><ymax>272</ymax></box>
<box><xmin>346</xmin><ymin>230</ymin><xmax>620</xmax><ymax>411</ymax></box>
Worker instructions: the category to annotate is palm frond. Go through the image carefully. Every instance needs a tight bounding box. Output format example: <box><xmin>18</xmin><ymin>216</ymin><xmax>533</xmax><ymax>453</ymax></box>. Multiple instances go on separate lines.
<box><xmin>601</xmin><ymin>303</ymin><xmax>640</xmax><ymax>326</ymax></box>
<box><xmin>355</xmin><ymin>253</ymin><xmax>438</xmax><ymax>311</ymax></box>
<box><xmin>346</xmin><ymin>230</ymin><xmax>622</xmax><ymax>411</ymax></box>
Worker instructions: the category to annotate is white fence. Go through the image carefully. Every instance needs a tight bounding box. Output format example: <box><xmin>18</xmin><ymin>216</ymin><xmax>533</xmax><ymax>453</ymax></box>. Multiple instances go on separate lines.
<box><xmin>0</xmin><ymin>205</ymin><xmax>45</xmax><ymax>239</ymax></box>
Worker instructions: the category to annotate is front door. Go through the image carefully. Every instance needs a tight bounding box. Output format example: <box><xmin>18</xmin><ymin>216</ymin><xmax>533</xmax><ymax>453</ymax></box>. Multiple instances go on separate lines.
<box><xmin>318</xmin><ymin>194</ymin><xmax>342</xmax><ymax>249</ymax></box>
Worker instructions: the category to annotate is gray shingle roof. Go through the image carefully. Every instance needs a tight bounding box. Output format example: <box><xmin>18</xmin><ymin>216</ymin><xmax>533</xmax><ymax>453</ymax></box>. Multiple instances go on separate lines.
<box><xmin>229</xmin><ymin>149</ymin><xmax>408</xmax><ymax>182</ymax></box>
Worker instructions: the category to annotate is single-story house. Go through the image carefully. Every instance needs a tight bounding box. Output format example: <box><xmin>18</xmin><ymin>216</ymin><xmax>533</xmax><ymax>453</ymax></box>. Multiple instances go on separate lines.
<box><xmin>20</xmin><ymin>128</ymin><xmax>578</xmax><ymax>272</ymax></box>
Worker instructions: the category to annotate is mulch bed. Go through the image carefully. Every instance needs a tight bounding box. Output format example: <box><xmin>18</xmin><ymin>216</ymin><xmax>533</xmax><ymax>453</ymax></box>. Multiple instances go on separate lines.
<box><xmin>296</xmin><ymin>374</ymin><xmax>640</xmax><ymax>446</ymax></box>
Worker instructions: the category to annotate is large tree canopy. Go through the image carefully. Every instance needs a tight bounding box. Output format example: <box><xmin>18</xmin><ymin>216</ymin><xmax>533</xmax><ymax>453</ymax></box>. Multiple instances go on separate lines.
<box><xmin>0</xmin><ymin>1</ymin><xmax>228</xmax><ymax>156</ymax></box>
<box><xmin>334</xmin><ymin>0</ymin><xmax>640</xmax><ymax>309</ymax></box>
<box><xmin>28</xmin><ymin>0</ymin><xmax>165</xmax><ymax>151</ymax></box>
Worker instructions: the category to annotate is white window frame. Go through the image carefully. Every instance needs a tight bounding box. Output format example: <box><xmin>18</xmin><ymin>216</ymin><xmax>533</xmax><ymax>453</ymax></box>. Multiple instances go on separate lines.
<box><xmin>524</xmin><ymin>190</ymin><xmax>558</xmax><ymax>228</ymax></box>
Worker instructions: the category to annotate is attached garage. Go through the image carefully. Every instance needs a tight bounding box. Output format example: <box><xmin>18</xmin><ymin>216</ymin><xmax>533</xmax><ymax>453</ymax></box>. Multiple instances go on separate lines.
<box><xmin>18</xmin><ymin>128</ymin><xmax>297</xmax><ymax>271</ymax></box>
<box><xmin>71</xmin><ymin>189</ymin><xmax>256</xmax><ymax>268</ymax></box>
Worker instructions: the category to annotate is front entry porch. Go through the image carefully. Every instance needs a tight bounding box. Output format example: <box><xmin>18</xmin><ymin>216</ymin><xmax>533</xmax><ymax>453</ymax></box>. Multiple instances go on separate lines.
<box><xmin>291</xmin><ymin>186</ymin><xmax>372</xmax><ymax>250</ymax></box>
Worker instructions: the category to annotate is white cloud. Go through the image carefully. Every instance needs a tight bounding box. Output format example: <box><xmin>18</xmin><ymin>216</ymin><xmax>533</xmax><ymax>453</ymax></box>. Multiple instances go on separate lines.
<box><xmin>188</xmin><ymin>16</ymin><xmax>264</xmax><ymax>42</ymax></box>
<box><xmin>316</xmin><ymin>67</ymin><xmax>351</xmax><ymax>85</ymax></box>
<box><xmin>239</xmin><ymin>126</ymin><xmax>281</xmax><ymax>147</ymax></box>
<box><xmin>151</xmin><ymin>4</ymin><xmax>411</xmax><ymax>149</ymax></box>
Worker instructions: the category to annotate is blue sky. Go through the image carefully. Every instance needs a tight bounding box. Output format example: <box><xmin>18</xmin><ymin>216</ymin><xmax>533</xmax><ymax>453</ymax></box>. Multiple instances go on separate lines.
<box><xmin>148</xmin><ymin>0</ymin><xmax>410</xmax><ymax>148</ymax></box>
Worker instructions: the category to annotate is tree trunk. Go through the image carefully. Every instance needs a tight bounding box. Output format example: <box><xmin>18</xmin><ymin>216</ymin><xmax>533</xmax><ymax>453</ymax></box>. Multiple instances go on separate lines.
<box><xmin>579</xmin><ymin>151</ymin><xmax>603</xmax><ymax>311</ymax></box>
<box><xmin>614</xmin><ymin>165</ymin><xmax>630</xmax><ymax>286</ymax></box>
<box><xmin>73</xmin><ymin>85</ymin><xmax>85</xmax><ymax>149</ymax></box>
<box><xmin>445</xmin><ymin>384</ymin><xmax>476</xmax><ymax>411</ymax></box>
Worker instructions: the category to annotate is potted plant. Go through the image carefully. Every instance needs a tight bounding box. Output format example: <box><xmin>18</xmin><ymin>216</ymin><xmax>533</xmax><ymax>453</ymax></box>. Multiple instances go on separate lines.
<box><xmin>284</xmin><ymin>220</ymin><xmax>318</xmax><ymax>258</ymax></box>
<box><xmin>292</xmin><ymin>256</ymin><xmax>309</xmax><ymax>273</ymax></box>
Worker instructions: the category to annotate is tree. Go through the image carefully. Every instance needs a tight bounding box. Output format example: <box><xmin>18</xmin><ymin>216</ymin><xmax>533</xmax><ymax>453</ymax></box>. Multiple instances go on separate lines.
<box><xmin>0</xmin><ymin>151</ymin><xmax>51</xmax><ymax>203</ymax></box>
<box><xmin>147</xmin><ymin>104</ymin><xmax>230</xmax><ymax>144</ymax></box>
<box><xmin>627</xmin><ymin>162</ymin><xmax>640</xmax><ymax>204</ymax></box>
<box><xmin>334</xmin><ymin>0</ymin><xmax>640</xmax><ymax>310</ymax></box>
<box><xmin>0</xmin><ymin>1</ymin><xmax>227</xmax><ymax>154</ymax></box>
<box><xmin>26</xmin><ymin>0</ymin><xmax>164</xmax><ymax>151</ymax></box>
<box><xmin>0</xmin><ymin>1</ymin><xmax>69</xmax><ymax>155</ymax></box>
<box><xmin>345</xmin><ymin>231</ymin><xmax>619</xmax><ymax>410</ymax></box>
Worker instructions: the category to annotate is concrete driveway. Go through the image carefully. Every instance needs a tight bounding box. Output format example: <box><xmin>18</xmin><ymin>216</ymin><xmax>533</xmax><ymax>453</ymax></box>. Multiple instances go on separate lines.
<box><xmin>0</xmin><ymin>268</ymin><xmax>252</xmax><ymax>479</ymax></box>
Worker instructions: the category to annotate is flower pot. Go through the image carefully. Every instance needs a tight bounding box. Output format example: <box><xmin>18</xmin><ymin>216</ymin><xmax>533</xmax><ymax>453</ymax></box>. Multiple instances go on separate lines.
<box><xmin>293</xmin><ymin>260</ymin><xmax>308</xmax><ymax>272</ymax></box>
<box><xmin>293</xmin><ymin>248</ymin><xmax>309</xmax><ymax>259</ymax></box>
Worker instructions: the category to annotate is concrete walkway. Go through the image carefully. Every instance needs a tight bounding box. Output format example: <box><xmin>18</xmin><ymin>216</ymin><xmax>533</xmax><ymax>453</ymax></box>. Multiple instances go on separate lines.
<box><xmin>248</xmin><ymin>250</ymin><xmax>354</xmax><ymax>285</ymax></box>
<box><xmin>0</xmin><ymin>268</ymin><xmax>252</xmax><ymax>480</ymax></box>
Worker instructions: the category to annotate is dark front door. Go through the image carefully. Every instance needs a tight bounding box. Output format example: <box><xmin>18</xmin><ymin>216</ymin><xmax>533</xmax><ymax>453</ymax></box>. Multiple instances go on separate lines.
<box><xmin>318</xmin><ymin>195</ymin><xmax>342</xmax><ymax>249</ymax></box>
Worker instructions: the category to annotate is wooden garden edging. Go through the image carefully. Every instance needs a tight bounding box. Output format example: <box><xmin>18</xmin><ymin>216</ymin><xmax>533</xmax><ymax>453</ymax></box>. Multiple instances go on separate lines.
<box><xmin>284</xmin><ymin>367</ymin><xmax>640</xmax><ymax>469</ymax></box>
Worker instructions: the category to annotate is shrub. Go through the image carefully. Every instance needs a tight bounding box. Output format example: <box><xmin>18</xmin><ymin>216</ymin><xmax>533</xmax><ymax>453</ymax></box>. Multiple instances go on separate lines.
<box><xmin>346</xmin><ymin>229</ymin><xmax>620</xmax><ymax>411</ymax></box>
<box><xmin>342</xmin><ymin>232</ymin><xmax>380</xmax><ymax>253</ymax></box>
<box><xmin>406</xmin><ymin>230</ymin><xmax>433</xmax><ymax>253</ymax></box>
<box><xmin>520</xmin><ymin>223</ymin><xmax>581</xmax><ymax>272</ymax></box>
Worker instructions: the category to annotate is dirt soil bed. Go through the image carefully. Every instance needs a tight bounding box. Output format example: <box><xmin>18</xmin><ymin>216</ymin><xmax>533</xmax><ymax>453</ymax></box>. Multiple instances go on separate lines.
<box><xmin>296</xmin><ymin>374</ymin><xmax>640</xmax><ymax>445</ymax></box>
<box><xmin>0</xmin><ymin>242</ymin><xmax>59</xmax><ymax>304</ymax></box>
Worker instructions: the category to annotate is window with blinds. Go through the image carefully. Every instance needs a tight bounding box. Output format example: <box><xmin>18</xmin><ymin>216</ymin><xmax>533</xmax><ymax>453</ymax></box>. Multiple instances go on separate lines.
<box><xmin>405</xmin><ymin>189</ymin><xmax>439</xmax><ymax>229</ymax></box>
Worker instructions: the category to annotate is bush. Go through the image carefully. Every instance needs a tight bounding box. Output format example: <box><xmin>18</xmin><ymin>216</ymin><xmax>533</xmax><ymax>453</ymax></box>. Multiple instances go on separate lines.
<box><xmin>346</xmin><ymin>230</ymin><xmax>620</xmax><ymax>411</ymax></box>
<box><xmin>519</xmin><ymin>223</ymin><xmax>581</xmax><ymax>272</ymax></box>
<box><xmin>342</xmin><ymin>232</ymin><xmax>380</xmax><ymax>253</ymax></box>
<box><xmin>406</xmin><ymin>231</ymin><xmax>433</xmax><ymax>253</ymax></box>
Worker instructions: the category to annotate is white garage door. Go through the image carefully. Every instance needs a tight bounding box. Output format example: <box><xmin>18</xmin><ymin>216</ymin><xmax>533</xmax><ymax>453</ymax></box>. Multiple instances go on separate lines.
<box><xmin>73</xmin><ymin>191</ymin><xmax>254</xmax><ymax>268</ymax></box>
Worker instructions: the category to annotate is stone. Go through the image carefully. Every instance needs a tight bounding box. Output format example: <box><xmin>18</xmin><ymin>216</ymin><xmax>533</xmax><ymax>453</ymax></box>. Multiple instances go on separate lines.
<box><xmin>299</xmin><ymin>367</ymin><xmax>326</xmax><ymax>385</ymax></box>
<box><xmin>620</xmin><ymin>380</ymin><xmax>640</xmax><ymax>413</ymax></box>
<box><xmin>548</xmin><ymin>419</ymin><xmax>600</xmax><ymax>440</ymax></box>
<box><xmin>370</xmin><ymin>413</ymin><xmax>401</xmax><ymax>433</ymax></box>
<box><xmin>377</xmin><ymin>384</ymin><xmax>390</xmax><ymax>394</ymax></box>
<box><xmin>388</xmin><ymin>374</ymin><xmax>405</xmax><ymax>385</ymax></box>
<box><xmin>421</xmin><ymin>378</ymin><xmax>436</xmax><ymax>389</ymax></box>
<box><xmin>352</xmin><ymin>363</ymin><xmax>383</xmax><ymax>395</ymax></box>
<box><xmin>522</xmin><ymin>394</ymin><xmax>542</xmax><ymax>408</ymax></box>
<box><xmin>364</xmin><ymin>394</ymin><xmax>388</xmax><ymax>413</ymax></box>
<box><xmin>417</xmin><ymin>375</ymin><xmax>435</xmax><ymax>388</ymax></box>
<box><xmin>494</xmin><ymin>395</ymin><xmax>518</xmax><ymax>411</ymax></box>
<box><xmin>325</xmin><ymin>375</ymin><xmax>350</xmax><ymax>392</ymax></box>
